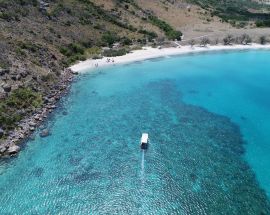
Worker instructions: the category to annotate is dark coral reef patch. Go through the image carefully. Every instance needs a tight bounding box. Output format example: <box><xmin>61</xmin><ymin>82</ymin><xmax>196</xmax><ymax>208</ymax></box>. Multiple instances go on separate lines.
<box><xmin>79</xmin><ymin>80</ymin><xmax>270</xmax><ymax>214</ymax></box>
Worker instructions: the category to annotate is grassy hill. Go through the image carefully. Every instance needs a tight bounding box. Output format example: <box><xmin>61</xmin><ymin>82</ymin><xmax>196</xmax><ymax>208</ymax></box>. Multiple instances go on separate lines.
<box><xmin>0</xmin><ymin>0</ymin><xmax>182</xmax><ymax>134</ymax></box>
<box><xmin>189</xmin><ymin>0</ymin><xmax>270</xmax><ymax>25</ymax></box>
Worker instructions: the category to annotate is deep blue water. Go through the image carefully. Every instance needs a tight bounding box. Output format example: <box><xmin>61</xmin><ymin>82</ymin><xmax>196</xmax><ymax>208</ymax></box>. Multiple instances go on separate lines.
<box><xmin>1</xmin><ymin>50</ymin><xmax>270</xmax><ymax>214</ymax></box>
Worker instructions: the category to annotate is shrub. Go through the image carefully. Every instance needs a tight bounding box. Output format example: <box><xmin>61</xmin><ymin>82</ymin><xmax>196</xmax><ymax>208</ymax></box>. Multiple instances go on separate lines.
<box><xmin>138</xmin><ymin>29</ymin><xmax>158</xmax><ymax>40</ymax></box>
<box><xmin>223</xmin><ymin>35</ymin><xmax>234</xmax><ymax>45</ymax></box>
<box><xmin>256</xmin><ymin>20</ymin><xmax>270</xmax><ymax>27</ymax></box>
<box><xmin>189</xmin><ymin>39</ymin><xmax>196</xmax><ymax>47</ymax></box>
<box><xmin>85</xmin><ymin>47</ymin><xmax>101</xmax><ymax>57</ymax></box>
<box><xmin>60</xmin><ymin>43</ymin><xmax>84</xmax><ymax>57</ymax></box>
<box><xmin>60</xmin><ymin>43</ymin><xmax>86</xmax><ymax>66</ymax></box>
<box><xmin>101</xmin><ymin>32</ymin><xmax>120</xmax><ymax>47</ymax></box>
<box><xmin>239</xmin><ymin>34</ymin><xmax>252</xmax><ymax>45</ymax></box>
<box><xmin>137</xmin><ymin>38</ymin><xmax>147</xmax><ymax>45</ymax></box>
<box><xmin>0</xmin><ymin>12</ymin><xmax>13</xmax><ymax>21</ymax></box>
<box><xmin>18</xmin><ymin>41</ymin><xmax>39</xmax><ymax>52</ymax></box>
<box><xmin>259</xmin><ymin>36</ymin><xmax>267</xmax><ymax>45</ymax></box>
<box><xmin>121</xmin><ymin>37</ymin><xmax>132</xmax><ymax>46</ymax></box>
<box><xmin>6</xmin><ymin>88</ymin><xmax>43</xmax><ymax>108</ymax></box>
<box><xmin>103</xmin><ymin>48</ymin><xmax>128</xmax><ymax>57</ymax></box>
<box><xmin>40</xmin><ymin>73</ymin><xmax>56</xmax><ymax>82</ymax></box>
<box><xmin>0</xmin><ymin>87</ymin><xmax>43</xmax><ymax>130</ymax></box>
<box><xmin>148</xmin><ymin>16</ymin><xmax>182</xmax><ymax>40</ymax></box>
<box><xmin>200</xmin><ymin>37</ymin><xmax>210</xmax><ymax>47</ymax></box>
<box><xmin>92</xmin><ymin>55</ymin><xmax>102</xmax><ymax>59</ymax></box>
<box><xmin>166</xmin><ymin>30</ymin><xmax>182</xmax><ymax>41</ymax></box>
<box><xmin>236</xmin><ymin>21</ymin><xmax>247</xmax><ymax>28</ymax></box>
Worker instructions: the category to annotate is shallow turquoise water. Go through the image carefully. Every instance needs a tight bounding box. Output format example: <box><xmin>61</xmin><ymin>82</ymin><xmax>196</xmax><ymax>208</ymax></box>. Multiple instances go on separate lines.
<box><xmin>1</xmin><ymin>50</ymin><xmax>270</xmax><ymax>214</ymax></box>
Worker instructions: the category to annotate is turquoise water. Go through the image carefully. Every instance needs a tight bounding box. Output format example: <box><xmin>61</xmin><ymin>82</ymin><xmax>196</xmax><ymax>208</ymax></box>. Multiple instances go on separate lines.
<box><xmin>1</xmin><ymin>50</ymin><xmax>270</xmax><ymax>214</ymax></box>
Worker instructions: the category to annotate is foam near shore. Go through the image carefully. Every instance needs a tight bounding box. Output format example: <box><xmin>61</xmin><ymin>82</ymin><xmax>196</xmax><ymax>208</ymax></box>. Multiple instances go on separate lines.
<box><xmin>70</xmin><ymin>44</ymin><xmax>270</xmax><ymax>72</ymax></box>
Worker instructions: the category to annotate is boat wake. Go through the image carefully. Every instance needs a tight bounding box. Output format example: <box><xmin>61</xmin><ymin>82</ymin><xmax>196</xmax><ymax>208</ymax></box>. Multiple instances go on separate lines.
<box><xmin>140</xmin><ymin>150</ymin><xmax>145</xmax><ymax>183</ymax></box>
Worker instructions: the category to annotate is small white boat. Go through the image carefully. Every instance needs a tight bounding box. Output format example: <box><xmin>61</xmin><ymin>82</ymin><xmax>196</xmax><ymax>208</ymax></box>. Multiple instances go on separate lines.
<box><xmin>140</xmin><ymin>133</ymin><xmax>149</xmax><ymax>149</ymax></box>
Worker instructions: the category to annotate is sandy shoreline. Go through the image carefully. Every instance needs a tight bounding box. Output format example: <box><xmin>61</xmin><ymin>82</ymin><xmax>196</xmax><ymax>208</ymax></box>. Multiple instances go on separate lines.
<box><xmin>70</xmin><ymin>44</ymin><xmax>270</xmax><ymax>72</ymax></box>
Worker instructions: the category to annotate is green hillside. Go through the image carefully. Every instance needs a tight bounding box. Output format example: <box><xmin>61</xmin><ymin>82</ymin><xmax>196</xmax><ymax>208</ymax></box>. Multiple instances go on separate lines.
<box><xmin>0</xmin><ymin>0</ymin><xmax>181</xmax><ymax>134</ymax></box>
<box><xmin>0</xmin><ymin>0</ymin><xmax>270</xmax><ymax>137</ymax></box>
<box><xmin>189</xmin><ymin>0</ymin><xmax>270</xmax><ymax>24</ymax></box>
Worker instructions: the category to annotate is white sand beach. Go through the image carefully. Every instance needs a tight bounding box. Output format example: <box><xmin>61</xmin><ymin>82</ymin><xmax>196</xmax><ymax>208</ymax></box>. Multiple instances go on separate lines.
<box><xmin>70</xmin><ymin>44</ymin><xmax>270</xmax><ymax>72</ymax></box>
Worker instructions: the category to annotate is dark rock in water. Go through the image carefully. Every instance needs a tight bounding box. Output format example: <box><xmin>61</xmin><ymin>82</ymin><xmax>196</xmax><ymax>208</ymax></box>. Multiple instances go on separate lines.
<box><xmin>3</xmin><ymin>84</ymin><xmax>11</xmax><ymax>92</ymax></box>
<box><xmin>29</xmin><ymin>127</ymin><xmax>36</xmax><ymax>131</ymax></box>
<box><xmin>29</xmin><ymin>121</ymin><xmax>37</xmax><ymax>127</ymax></box>
<box><xmin>29</xmin><ymin>135</ymin><xmax>35</xmax><ymax>141</ymax></box>
<box><xmin>240</xmin><ymin>116</ymin><xmax>247</xmax><ymax>121</ymax></box>
<box><xmin>190</xmin><ymin>173</ymin><xmax>197</xmax><ymax>182</ymax></box>
<box><xmin>0</xmin><ymin>128</ymin><xmax>4</xmax><ymax>138</ymax></box>
<box><xmin>62</xmin><ymin>111</ymin><xmax>68</xmax><ymax>115</ymax></box>
<box><xmin>72</xmin><ymin>71</ymin><xmax>79</xmax><ymax>75</ymax></box>
<box><xmin>7</xmin><ymin>145</ymin><xmax>20</xmax><ymax>155</ymax></box>
<box><xmin>40</xmin><ymin>129</ymin><xmax>50</xmax><ymax>138</ymax></box>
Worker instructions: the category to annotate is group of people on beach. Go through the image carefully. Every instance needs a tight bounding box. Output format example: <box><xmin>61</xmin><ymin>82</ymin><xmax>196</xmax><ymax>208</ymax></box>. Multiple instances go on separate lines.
<box><xmin>94</xmin><ymin>58</ymin><xmax>115</xmax><ymax>68</ymax></box>
<box><xmin>106</xmin><ymin>58</ymin><xmax>115</xmax><ymax>63</ymax></box>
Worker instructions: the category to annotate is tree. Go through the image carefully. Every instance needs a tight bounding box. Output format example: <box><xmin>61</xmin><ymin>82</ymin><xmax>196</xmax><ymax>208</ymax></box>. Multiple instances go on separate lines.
<box><xmin>239</xmin><ymin>34</ymin><xmax>252</xmax><ymax>45</ymax></box>
<box><xmin>189</xmin><ymin>39</ymin><xmax>195</xmax><ymax>47</ymax></box>
<box><xmin>200</xmin><ymin>37</ymin><xmax>210</xmax><ymax>47</ymax></box>
<box><xmin>121</xmin><ymin>37</ymin><xmax>132</xmax><ymax>46</ymax></box>
<box><xmin>223</xmin><ymin>35</ymin><xmax>234</xmax><ymax>45</ymax></box>
<box><xmin>101</xmin><ymin>32</ymin><xmax>120</xmax><ymax>47</ymax></box>
<box><xmin>167</xmin><ymin>30</ymin><xmax>182</xmax><ymax>41</ymax></box>
<box><xmin>259</xmin><ymin>36</ymin><xmax>267</xmax><ymax>45</ymax></box>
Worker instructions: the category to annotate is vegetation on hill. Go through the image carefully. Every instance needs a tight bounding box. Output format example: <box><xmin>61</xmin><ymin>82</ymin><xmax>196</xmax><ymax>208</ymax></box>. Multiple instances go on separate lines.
<box><xmin>0</xmin><ymin>87</ymin><xmax>43</xmax><ymax>130</ymax></box>
<box><xmin>0</xmin><ymin>0</ymin><xmax>269</xmax><ymax>138</ymax></box>
<box><xmin>149</xmin><ymin>16</ymin><xmax>182</xmax><ymax>40</ymax></box>
<box><xmin>189</xmin><ymin>0</ymin><xmax>270</xmax><ymax>26</ymax></box>
<box><xmin>0</xmin><ymin>0</ymin><xmax>183</xmax><ymax>136</ymax></box>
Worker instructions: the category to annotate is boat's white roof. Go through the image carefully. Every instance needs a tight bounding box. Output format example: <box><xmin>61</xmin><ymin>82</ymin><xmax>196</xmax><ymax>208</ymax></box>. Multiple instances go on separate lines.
<box><xmin>141</xmin><ymin>133</ymin><xmax>148</xmax><ymax>143</ymax></box>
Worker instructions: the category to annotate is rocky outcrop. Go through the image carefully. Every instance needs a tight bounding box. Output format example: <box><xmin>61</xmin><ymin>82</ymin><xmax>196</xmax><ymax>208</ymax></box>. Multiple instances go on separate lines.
<box><xmin>0</xmin><ymin>142</ymin><xmax>20</xmax><ymax>156</ymax></box>
<box><xmin>3</xmin><ymin>84</ymin><xmax>11</xmax><ymax>93</ymax></box>
<box><xmin>0</xmin><ymin>92</ymin><xmax>6</xmax><ymax>99</ymax></box>
<box><xmin>39</xmin><ymin>0</ymin><xmax>49</xmax><ymax>12</ymax></box>
<box><xmin>40</xmin><ymin>129</ymin><xmax>50</xmax><ymax>138</ymax></box>
<box><xmin>0</xmin><ymin>128</ymin><xmax>4</xmax><ymax>138</ymax></box>
<box><xmin>7</xmin><ymin>145</ymin><xmax>20</xmax><ymax>155</ymax></box>
<box><xmin>0</xmin><ymin>69</ymin><xmax>74</xmax><ymax>158</ymax></box>
<box><xmin>0</xmin><ymin>145</ymin><xmax>6</xmax><ymax>154</ymax></box>
<box><xmin>0</xmin><ymin>68</ymin><xmax>9</xmax><ymax>76</ymax></box>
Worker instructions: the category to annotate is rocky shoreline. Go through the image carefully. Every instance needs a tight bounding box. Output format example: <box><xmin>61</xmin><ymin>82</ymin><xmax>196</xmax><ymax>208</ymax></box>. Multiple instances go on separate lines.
<box><xmin>0</xmin><ymin>69</ymin><xmax>77</xmax><ymax>158</ymax></box>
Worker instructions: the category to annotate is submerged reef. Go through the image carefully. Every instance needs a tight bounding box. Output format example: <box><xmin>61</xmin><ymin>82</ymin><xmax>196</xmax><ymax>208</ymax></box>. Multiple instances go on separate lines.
<box><xmin>82</xmin><ymin>80</ymin><xmax>270</xmax><ymax>215</ymax></box>
<box><xmin>0</xmin><ymin>79</ymin><xmax>269</xmax><ymax>214</ymax></box>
